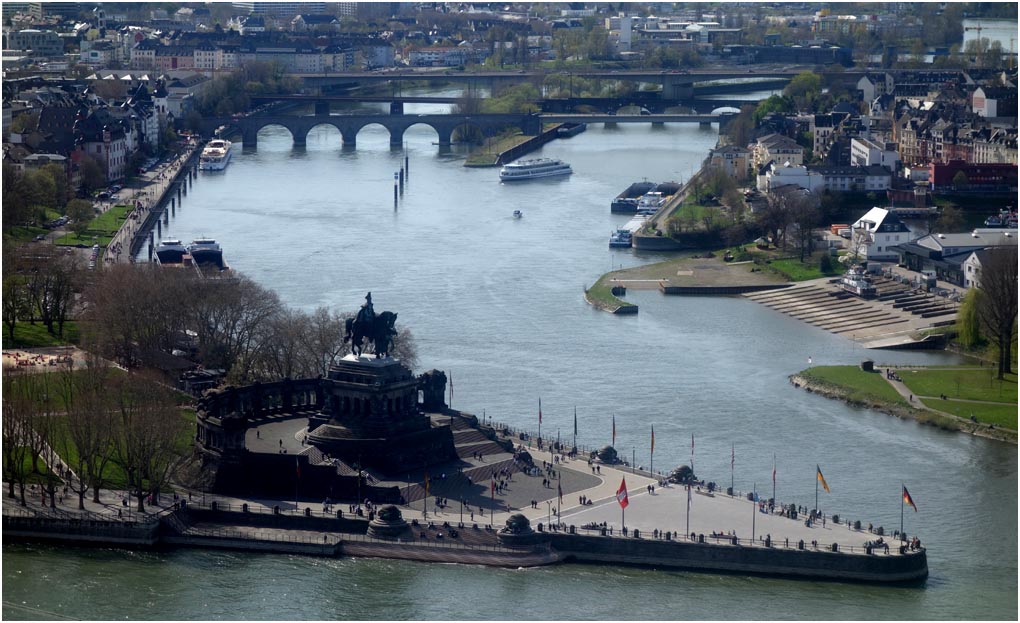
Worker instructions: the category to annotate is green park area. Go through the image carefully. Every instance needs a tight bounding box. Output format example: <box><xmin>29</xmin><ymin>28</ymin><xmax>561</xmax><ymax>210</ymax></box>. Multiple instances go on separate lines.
<box><xmin>584</xmin><ymin>273</ymin><xmax>638</xmax><ymax>313</ymax></box>
<box><xmin>55</xmin><ymin>204</ymin><xmax>132</xmax><ymax>248</ymax></box>
<box><xmin>799</xmin><ymin>365</ymin><xmax>1017</xmax><ymax>430</ymax></box>
<box><xmin>2</xmin><ymin>321</ymin><xmax>79</xmax><ymax>348</ymax></box>
<box><xmin>798</xmin><ymin>366</ymin><xmax>909</xmax><ymax>406</ymax></box>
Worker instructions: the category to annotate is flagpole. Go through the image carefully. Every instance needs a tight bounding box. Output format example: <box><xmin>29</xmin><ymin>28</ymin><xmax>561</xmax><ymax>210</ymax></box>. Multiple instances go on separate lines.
<box><xmin>752</xmin><ymin>482</ymin><xmax>757</xmax><ymax>542</ymax></box>
<box><xmin>815</xmin><ymin>468</ymin><xmax>819</xmax><ymax>512</ymax></box>
<box><xmin>573</xmin><ymin>406</ymin><xmax>577</xmax><ymax>452</ymax></box>
<box><xmin>650</xmin><ymin>425</ymin><xmax>654</xmax><ymax>477</ymax></box>
<box><xmin>538</xmin><ymin>397</ymin><xmax>542</xmax><ymax>441</ymax></box>
<box><xmin>900</xmin><ymin>484</ymin><xmax>904</xmax><ymax>541</ymax></box>
<box><xmin>730</xmin><ymin>444</ymin><xmax>734</xmax><ymax>495</ymax></box>
<box><xmin>772</xmin><ymin>453</ymin><xmax>776</xmax><ymax>504</ymax></box>
<box><xmin>685</xmin><ymin>484</ymin><xmax>691</xmax><ymax>539</ymax></box>
<box><xmin>632</xmin><ymin>448</ymin><xmax>636</xmax><ymax>475</ymax></box>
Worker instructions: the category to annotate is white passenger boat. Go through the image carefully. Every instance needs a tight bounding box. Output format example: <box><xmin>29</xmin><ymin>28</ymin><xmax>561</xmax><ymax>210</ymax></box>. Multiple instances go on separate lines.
<box><xmin>499</xmin><ymin>158</ymin><xmax>572</xmax><ymax>181</ymax></box>
<box><xmin>199</xmin><ymin>139</ymin><xmax>233</xmax><ymax>171</ymax></box>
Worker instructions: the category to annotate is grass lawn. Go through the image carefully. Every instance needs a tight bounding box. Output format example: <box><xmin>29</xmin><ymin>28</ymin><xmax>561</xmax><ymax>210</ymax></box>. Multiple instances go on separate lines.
<box><xmin>2</xmin><ymin>321</ymin><xmax>79</xmax><ymax>348</ymax></box>
<box><xmin>7</xmin><ymin>225</ymin><xmax>50</xmax><ymax>243</ymax></box>
<box><xmin>464</xmin><ymin>132</ymin><xmax>529</xmax><ymax>166</ymax></box>
<box><xmin>55</xmin><ymin>204</ymin><xmax>132</xmax><ymax>247</ymax></box>
<box><xmin>897</xmin><ymin>368</ymin><xmax>1017</xmax><ymax>404</ymax></box>
<box><xmin>3</xmin><ymin>451</ymin><xmax>60</xmax><ymax>486</ymax></box>
<box><xmin>766</xmin><ymin>257</ymin><xmax>836</xmax><ymax>282</ymax></box>
<box><xmin>799</xmin><ymin>366</ymin><xmax>908</xmax><ymax>405</ymax></box>
<box><xmin>918</xmin><ymin>398</ymin><xmax>1018</xmax><ymax>429</ymax></box>
<box><xmin>586</xmin><ymin>271</ymin><xmax>637</xmax><ymax>313</ymax></box>
<box><xmin>48</xmin><ymin>407</ymin><xmax>197</xmax><ymax>491</ymax></box>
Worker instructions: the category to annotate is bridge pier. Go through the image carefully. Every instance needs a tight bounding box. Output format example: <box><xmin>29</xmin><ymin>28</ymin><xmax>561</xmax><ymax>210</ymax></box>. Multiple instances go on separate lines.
<box><xmin>389</xmin><ymin>128</ymin><xmax>405</xmax><ymax>147</ymax></box>
<box><xmin>390</xmin><ymin>102</ymin><xmax>404</xmax><ymax>115</ymax></box>
<box><xmin>242</xmin><ymin>129</ymin><xmax>258</xmax><ymax>149</ymax></box>
<box><xmin>341</xmin><ymin>131</ymin><xmax>357</xmax><ymax>147</ymax></box>
<box><xmin>435</xmin><ymin>127</ymin><xmax>452</xmax><ymax>147</ymax></box>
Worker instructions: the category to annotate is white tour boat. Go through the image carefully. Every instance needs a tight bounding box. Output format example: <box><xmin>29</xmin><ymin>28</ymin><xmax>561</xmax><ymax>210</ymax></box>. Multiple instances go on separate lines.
<box><xmin>499</xmin><ymin>158</ymin><xmax>572</xmax><ymax>182</ymax></box>
<box><xmin>199</xmin><ymin>139</ymin><xmax>233</xmax><ymax>171</ymax></box>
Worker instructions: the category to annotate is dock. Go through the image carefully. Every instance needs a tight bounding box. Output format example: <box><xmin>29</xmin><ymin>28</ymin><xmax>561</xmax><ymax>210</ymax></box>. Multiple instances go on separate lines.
<box><xmin>4</xmin><ymin>409</ymin><xmax>928</xmax><ymax>584</ymax></box>
<box><xmin>743</xmin><ymin>273</ymin><xmax>957</xmax><ymax>349</ymax></box>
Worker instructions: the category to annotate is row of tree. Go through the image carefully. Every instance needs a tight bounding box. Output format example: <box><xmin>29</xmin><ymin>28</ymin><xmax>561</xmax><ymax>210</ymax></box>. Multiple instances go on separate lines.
<box><xmin>3</xmin><ymin>244</ymin><xmax>81</xmax><ymax>342</ymax></box>
<box><xmin>83</xmin><ymin>264</ymin><xmax>418</xmax><ymax>384</ymax></box>
<box><xmin>4</xmin><ymin>358</ymin><xmax>185</xmax><ymax>512</ymax></box>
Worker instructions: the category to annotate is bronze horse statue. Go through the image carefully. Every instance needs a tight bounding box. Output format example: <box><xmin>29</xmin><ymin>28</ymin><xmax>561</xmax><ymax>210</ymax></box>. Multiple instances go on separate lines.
<box><xmin>345</xmin><ymin>310</ymin><xmax>398</xmax><ymax>358</ymax></box>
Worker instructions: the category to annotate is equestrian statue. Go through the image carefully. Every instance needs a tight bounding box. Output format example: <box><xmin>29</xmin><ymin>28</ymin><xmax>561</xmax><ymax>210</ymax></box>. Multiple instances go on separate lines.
<box><xmin>344</xmin><ymin>292</ymin><xmax>399</xmax><ymax>358</ymax></box>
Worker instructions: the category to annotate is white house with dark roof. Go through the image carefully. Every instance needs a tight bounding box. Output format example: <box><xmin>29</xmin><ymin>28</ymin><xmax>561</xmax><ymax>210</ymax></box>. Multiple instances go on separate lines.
<box><xmin>850</xmin><ymin>207</ymin><xmax>913</xmax><ymax>261</ymax></box>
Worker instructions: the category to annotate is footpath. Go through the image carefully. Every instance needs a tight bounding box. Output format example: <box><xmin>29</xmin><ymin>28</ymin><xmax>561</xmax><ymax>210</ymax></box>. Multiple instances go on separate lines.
<box><xmin>103</xmin><ymin>141</ymin><xmax>200</xmax><ymax>266</ymax></box>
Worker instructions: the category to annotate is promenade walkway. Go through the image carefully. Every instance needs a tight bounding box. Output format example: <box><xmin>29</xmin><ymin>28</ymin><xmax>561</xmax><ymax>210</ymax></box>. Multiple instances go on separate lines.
<box><xmin>104</xmin><ymin>142</ymin><xmax>200</xmax><ymax>266</ymax></box>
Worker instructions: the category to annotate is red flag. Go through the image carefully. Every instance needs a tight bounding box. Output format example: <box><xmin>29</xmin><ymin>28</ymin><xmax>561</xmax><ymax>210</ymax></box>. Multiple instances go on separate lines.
<box><xmin>903</xmin><ymin>486</ymin><xmax>918</xmax><ymax>512</ymax></box>
<box><xmin>538</xmin><ymin>397</ymin><xmax>542</xmax><ymax>426</ymax></box>
<box><xmin>424</xmin><ymin>471</ymin><xmax>430</xmax><ymax>497</ymax></box>
<box><xmin>558</xmin><ymin>481</ymin><xmax>563</xmax><ymax>504</ymax></box>
<box><xmin>731</xmin><ymin>445</ymin><xmax>735</xmax><ymax>469</ymax></box>
<box><xmin>651</xmin><ymin>425</ymin><xmax>655</xmax><ymax>455</ymax></box>
<box><xmin>612</xmin><ymin>414</ymin><xmax>616</xmax><ymax>446</ymax></box>
<box><xmin>295</xmin><ymin>456</ymin><xmax>301</xmax><ymax>479</ymax></box>
<box><xmin>616</xmin><ymin>478</ymin><xmax>629</xmax><ymax>509</ymax></box>
<box><xmin>490</xmin><ymin>474</ymin><xmax>496</xmax><ymax>496</ymax></box>
<box><xmin>772</xmin><ymin>456</ymin><xmax>776</xmax><ymax>486</ymax></box>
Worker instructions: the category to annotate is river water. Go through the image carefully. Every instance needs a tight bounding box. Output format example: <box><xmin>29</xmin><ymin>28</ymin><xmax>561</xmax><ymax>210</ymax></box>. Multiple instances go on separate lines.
<box><xmin>3</xmin><ymin>96</ymin><xmax>1016</xmax><ymax>620</ymax></box>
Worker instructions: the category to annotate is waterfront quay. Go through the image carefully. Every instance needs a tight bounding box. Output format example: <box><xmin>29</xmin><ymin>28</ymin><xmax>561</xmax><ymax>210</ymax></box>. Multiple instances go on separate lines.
<box><xmin>4</xmin><ymin>411</ymin><xmax>926</xmax><ymax>584</ymax></box>
<box><xmin>102</xmin><ymin>141</ymin><xmax>201</xmax><ymax>266</ymax></box>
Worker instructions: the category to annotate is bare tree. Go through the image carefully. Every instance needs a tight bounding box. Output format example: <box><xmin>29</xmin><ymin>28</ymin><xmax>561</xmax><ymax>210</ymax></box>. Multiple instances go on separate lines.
<box><xmin>189</xmin><ymin>275</ymin><xmax>282</xmax><ymax>382</ymax></box>
<box><xmin>56</xmin><ymin>354</ymin><xmax>116</xmax><ymax>507</ymax></box>
<box><xmin>976</xmin><ymin>247</ymin><xmax>1018</xmax><ymax>379</ymax></box>
<box><xmin>788</xmin><ymin>192</ymin><xmax>821</xmax><ymax>263</ymax></box>
<box><xmin>110</xmin><ymin>372</ymin><xmax>187</xmax><ymax>512</ymax></box>
<box><xmin>3</xmin><ymin>371</ymin><xmax>36</xmax><ymax>505</ymax></box>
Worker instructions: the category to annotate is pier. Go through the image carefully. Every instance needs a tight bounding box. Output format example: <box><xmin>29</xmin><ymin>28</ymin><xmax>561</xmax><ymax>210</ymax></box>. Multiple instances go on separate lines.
<box><xmin>4</xmin><ymin>406</ymin><xmax>928</xmax><ymax>584</ymax></box>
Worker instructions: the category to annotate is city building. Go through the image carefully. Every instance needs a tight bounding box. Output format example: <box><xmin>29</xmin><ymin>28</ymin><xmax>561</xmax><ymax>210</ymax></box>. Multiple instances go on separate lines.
<box><xmin>850</xmin><ymin>207</ymin><xmax>913</xmax><ymax>261</ymax></box>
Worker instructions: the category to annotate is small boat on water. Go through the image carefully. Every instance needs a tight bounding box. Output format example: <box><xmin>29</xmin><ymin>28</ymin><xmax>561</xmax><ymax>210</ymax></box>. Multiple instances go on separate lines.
<box><xmin>513</xmin><ymin>210</ymin><xmax>523</xmax><ymax>218</ymax></box>
<box><xmin>556</xmin><ymin>122</ymin><xmax>587</xmax><ymax>138</ymax></box>
<box><xmin>499</xmin><ymin>158</ymin><xmax>572</xmax><ymax>182</ymax></box>
<box><xmin>839</xmin><ymin>265</ymin><xmax>877</xmax><ymax>299</ymax></box>
<box><xmin>609</xmin><ymin>229</ymin><xmax>633</xmax><ymax>248</ymax></box>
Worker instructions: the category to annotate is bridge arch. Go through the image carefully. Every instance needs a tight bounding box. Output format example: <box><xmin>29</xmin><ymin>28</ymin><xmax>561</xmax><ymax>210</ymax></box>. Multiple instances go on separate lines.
<box><xmin>243</xmin><ymin>121</ymin><xmax>296</xmax><ymax>149</ymax></box>
<box><xmin>303</xmin><ymin>122</ymin><xmax>343</xmax><ymax>150</ymax></box>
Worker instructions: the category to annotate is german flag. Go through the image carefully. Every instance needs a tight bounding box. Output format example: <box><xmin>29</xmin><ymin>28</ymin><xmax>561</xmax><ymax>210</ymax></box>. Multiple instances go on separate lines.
<box><xmin>816</xmin><ymin>465</ymin><xmax>830</xmax><ymax>493</ymax></box>
<box><xmin>903</xmin><ymin>485</ymin><xmax>918</xmax><ymax>512</ymax></box>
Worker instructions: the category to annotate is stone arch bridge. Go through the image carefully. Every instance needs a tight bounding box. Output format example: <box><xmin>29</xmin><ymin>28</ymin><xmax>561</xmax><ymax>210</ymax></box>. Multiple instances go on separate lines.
<box><xmin>208</xmin><ymin>113</ymin><xmax>542</xmax><ymax>148</ymax></box>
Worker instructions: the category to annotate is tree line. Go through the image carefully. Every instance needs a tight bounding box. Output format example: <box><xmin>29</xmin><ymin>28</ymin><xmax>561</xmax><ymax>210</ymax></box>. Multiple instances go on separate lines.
<box><xmin>83</xmin><ymin>264</ymin><xmax>418</xmax><ymax>384</ymax></box>
<box><xmin>4</xmin><ymin>356</ymin><xmax>186</xmax><ymax>513</ymax></box>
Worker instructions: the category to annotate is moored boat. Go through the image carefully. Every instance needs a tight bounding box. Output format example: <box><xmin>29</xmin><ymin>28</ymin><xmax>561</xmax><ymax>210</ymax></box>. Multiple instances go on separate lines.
<box><xmin>609</xmin><ymin>229</ymin><xmax>633</xmax><ymax>248</ymax></box>
<box><xmin>839</xmin><ymin>265</ymin><xmax>877</xmax><ymax>298</ymax></box>
<box><xmin>188</xmin><ymin>237</ymin><xmax>224</xmax><ymax>268</ymax></box>
<box><xmin>154</xmin><ymin>238</ymin><xmax>188</xmax><ymax>265</ymax></box>
<box><xmin>199</xmin><ymin>139</ymin><xmax>233</xmax><ymax>171</ymax></box>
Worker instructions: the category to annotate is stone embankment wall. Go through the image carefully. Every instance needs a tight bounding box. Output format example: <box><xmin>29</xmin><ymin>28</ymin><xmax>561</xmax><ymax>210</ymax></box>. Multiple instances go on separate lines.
<box><xmin>547</xmin><ymin>533</ymin><xmax>929</xmax><ymax>583</ymax></box>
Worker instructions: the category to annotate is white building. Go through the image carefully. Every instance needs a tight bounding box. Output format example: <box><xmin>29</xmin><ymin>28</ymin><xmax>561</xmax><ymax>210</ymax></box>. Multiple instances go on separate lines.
<box><xmin>850</xmin><ymin>137</ymin><xmax>901</xmax><ymax>170</ymax></box>
<box><xmin>850</xmin><ymin>207</ymin><xmax>913</xmax><ymax>262</ymax></box>
<box><xmin>758</xmin><ymin>161</ymin><xmax>824</xmax><ymax>193</ymax></box>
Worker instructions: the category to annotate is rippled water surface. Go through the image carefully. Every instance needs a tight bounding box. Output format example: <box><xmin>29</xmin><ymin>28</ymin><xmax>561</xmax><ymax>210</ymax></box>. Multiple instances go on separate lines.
<box><xmin>4</xmin><ymin>98</ymin><xmax>1016</xmax><ymax>620</ymax></box>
